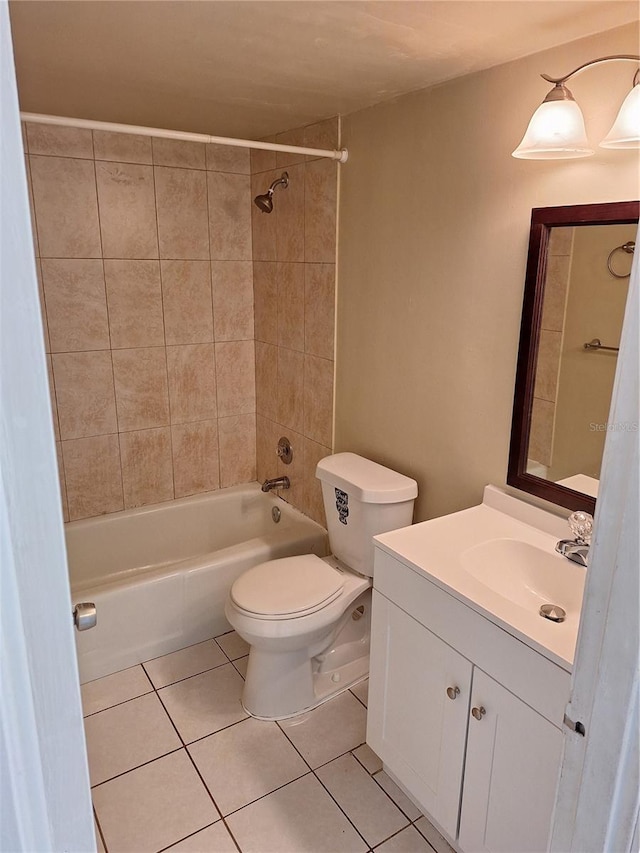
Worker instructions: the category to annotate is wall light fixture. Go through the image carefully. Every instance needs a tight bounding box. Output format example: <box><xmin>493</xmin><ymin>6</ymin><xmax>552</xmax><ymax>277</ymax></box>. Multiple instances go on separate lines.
<box><xmin>512</xmin><ymin>54</ymin><xmax>640</xmax><ymax>160</ymax></box>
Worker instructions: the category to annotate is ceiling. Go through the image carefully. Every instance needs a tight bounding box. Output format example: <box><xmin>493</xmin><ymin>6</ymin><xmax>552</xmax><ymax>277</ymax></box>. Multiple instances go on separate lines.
<box><xmin>9</xmin><ymin>1</ymin><xmax>639</xmax><ymax>140</ymax></box>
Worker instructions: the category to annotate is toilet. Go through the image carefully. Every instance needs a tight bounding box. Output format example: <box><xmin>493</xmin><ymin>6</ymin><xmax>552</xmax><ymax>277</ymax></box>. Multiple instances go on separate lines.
<box><xmin>225</xmin><ymin>452</ymin><xmax>417</xmax><ymax>720</ymax></box>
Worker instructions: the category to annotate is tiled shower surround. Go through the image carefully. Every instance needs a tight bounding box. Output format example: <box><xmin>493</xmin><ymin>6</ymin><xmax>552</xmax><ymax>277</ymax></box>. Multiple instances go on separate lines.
<box><xmin>251</xmin><ymin>118</ymin><xmax>338</xmax><ymax>525</ymax></box>
<box><xmin>25</xmin><ymin>118</ymin><xmax>337</xmax><ymax>524</ymax></box>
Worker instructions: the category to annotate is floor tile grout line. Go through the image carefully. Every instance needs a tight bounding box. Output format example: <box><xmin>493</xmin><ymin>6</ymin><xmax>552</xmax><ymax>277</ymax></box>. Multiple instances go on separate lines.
<box><xmin>217</xmin><ymin>767</ymin><xmax>312</xmax><ymax>821</ymax></box>
<box><xmin>373</xmin><ymin>821</ymin><xmax>439</xmax><ymax>853</ymax></box>
<box><xmin>310</xmin><ymin>767</ymin><xmax>377</xmax><ymax>851</ymax></box>
<box><xmin>154</xmin><ymin>819</ymin><xmax>221</xmax><ymax>853</ymax></box>
<box><xmin>349</xmin><ymin>685</ymin><xmax>368</xmax><ymax>710</ymax></box>
<box><xmin>152</xmin><ymin>677</ymin><xmax>244</xmax><ymax>853</ymax></box>
<box><xmin>370</xmin><ymin>769</ymin><xmax>423</xmax><ymax>824</ymax></box>
<box><xmin>90</xmin><ymin>745</ymin><xmax>184</xmax><ymax>790</ymax></box>
<box><xmin>274</xmin><ymin>719</ymin><xmax>314</xmax><ymax>773</ymax></box>
<box><xmin>143</xmin><ymin>657</ymin><xmax>231</xmax><ymax>691</ymax></box>
<box><xmin>181</xmin><ymin>747</ymin><xmax>244</xmax><ymax>853</ymax></box>
<box><xmin>92</xmin><ymin>805</ymin><xmax>109</xmax><ymax>853</ymax></box>
<box><xmin>82</xmin><ymin>687</ymin><xmax>155</xmax><ymax>718</ymax></box>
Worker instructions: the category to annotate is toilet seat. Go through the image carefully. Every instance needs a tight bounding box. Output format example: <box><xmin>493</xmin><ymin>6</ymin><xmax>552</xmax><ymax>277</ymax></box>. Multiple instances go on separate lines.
<box><xmin>230</xmin><ymin>554</ymin><xmax>345</xmax><ymax>620</ymax></box>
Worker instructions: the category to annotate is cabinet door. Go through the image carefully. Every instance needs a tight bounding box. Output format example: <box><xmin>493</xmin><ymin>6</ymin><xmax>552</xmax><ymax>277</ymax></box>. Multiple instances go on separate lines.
<box><xmin>367</xmin><ymin>591</ymin><xmax>472</xmax><ymax>839</ymax></box>
<box><xmin>458</xmin><ymin>668</ymin><xmax>563</xmax><ymax>853</ymax></box>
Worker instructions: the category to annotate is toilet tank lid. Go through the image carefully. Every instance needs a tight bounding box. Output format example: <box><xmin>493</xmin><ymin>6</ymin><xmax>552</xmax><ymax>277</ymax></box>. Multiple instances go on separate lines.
<box><xmin>316</xmin><ymin>453</ymin><xmax>418</xmax><ymax>503</ymax></box>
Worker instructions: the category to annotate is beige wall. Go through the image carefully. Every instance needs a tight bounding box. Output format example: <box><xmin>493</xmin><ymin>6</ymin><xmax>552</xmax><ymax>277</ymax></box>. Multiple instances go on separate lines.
<box><xmin>251</xmin><ymin>119</ymin><xmax>338</xmax><ymax>525</ymax></box>
<box><xmin>336</xmin><ymin>24</ymin><xmax>639</xmax><ymax>522</ymax></box>
<box><xmin>26</xmin><ymin>122</ymin><xmax>256</xmax><ymax>521</ymax></box>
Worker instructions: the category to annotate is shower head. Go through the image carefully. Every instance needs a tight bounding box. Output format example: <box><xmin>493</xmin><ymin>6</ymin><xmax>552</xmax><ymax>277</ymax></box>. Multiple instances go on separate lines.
<box><xmin>254</xmin><ymin>172</ymin><xmax>289</xmax><ymax>213</ymax></box>
<box><xmin>254</xmin><ymin>192</ymin><xmax>274</xmax><ymax>214</ymax></box>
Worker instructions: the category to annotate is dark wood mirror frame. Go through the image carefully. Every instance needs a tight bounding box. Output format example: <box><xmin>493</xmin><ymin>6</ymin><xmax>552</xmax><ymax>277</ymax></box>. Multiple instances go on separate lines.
<box><xmin>507</xmin><ymin>200</ymin><xmax>639</xmax><ymax>513</ymax></box>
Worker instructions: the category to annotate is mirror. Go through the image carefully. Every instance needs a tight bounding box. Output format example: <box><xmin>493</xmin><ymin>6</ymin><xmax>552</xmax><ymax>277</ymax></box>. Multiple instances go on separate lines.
<box><xmin>508</xmin><ymin>201</ymin><xmax>639</xmax><ymax>513</ymax></box>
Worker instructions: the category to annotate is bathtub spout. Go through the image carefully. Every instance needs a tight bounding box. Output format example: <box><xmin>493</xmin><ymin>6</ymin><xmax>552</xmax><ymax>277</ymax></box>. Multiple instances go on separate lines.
<box><xmin>261</xmin><ymin>476</ymin><xmax>290</xmax><ymax>492</ymax></box>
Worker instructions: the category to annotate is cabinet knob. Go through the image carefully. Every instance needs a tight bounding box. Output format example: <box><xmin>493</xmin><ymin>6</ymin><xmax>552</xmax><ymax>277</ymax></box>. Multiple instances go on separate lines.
<box><xmin>446</xmin><ymin>686</ymin><xmax>460</xmax><ymax>700</ymax></box>
<box><xmin>471</xmin><ymin>706</ymin><xmax>486</xmax><ymax>721</ymax></box>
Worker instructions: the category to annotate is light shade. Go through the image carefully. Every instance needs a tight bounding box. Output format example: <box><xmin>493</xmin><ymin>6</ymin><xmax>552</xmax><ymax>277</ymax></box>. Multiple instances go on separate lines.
<box><xmin>600</xmin><ymin>84</ymin><xmax>640</xmax><ymax>148</ymax></box>
<box><xmin>512</xmin><ymin>99</ymin><xmax>594</xmax><ymax>159</ymax></box>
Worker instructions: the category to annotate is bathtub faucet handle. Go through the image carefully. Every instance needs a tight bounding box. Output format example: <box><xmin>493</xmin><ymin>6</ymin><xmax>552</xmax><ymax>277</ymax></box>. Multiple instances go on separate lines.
<box><xmin>261</xmin><ymin>476</ymin><xmax>290</xmax><ymax>492</ymax></box>
<box><xmin>73</xmin><ymin>602</ymin><xmax>97</xmax><ymax>631</ymax></box>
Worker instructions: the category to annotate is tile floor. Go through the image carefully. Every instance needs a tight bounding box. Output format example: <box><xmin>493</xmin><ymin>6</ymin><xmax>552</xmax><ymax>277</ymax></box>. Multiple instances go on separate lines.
<box><xmin>83</xmin><ymin>632</ymin><xmax>454</xmax><ymax>853</ymax></box>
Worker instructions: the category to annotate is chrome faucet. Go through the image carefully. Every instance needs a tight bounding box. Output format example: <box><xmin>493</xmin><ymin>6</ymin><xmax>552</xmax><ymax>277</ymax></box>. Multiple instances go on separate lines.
<box><xmin>261</xmin><ymin>476</ymin><xmax>290</xmax><ymax>493</ymax></box>
<box><xmin>556</xmin><ymin>511</ymin><xmax>593</xmax><ymax>568</ymax></box>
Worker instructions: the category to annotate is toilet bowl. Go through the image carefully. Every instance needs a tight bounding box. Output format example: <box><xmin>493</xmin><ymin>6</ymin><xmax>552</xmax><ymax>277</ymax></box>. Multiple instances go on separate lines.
<box><xmin>225</xmin><ymin>453</ymin><xmax>417</xmax><ymax>720</ymax></box>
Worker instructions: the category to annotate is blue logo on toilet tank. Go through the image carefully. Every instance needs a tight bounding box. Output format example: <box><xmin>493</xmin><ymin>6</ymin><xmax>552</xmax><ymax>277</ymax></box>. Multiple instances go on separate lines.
<box><xmin>335</xmin><ymin>488</ymin><xmax>349</xmax><ymax>525</ymax></box>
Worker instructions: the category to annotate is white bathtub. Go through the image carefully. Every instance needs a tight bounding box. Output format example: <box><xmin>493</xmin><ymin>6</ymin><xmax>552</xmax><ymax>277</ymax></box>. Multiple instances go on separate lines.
<box><xmin>67</xmin><ymin>484</ymin><xmax>328</xmax><ymax>683</ymax></box>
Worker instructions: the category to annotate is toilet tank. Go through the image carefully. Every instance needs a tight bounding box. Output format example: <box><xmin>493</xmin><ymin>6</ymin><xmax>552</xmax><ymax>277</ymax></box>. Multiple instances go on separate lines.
<box><xmin>316</xmin><ymin>453</ymin><xmax>418</xmax><ymax>577</ymax></box>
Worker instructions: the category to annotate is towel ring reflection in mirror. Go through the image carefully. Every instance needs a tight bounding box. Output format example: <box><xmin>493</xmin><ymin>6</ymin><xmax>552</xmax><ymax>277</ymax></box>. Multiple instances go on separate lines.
<box><xmin>607</xmin><ymin>240</ymin><xmax>635</xmax><ymax>278</ymax></box>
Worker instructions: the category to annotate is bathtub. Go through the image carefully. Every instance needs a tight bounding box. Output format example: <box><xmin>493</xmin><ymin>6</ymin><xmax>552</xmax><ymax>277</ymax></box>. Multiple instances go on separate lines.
<box><xmin>67</xmin><ymin>484</ymin><xmax>328</xmax><ymax>683</ymax></box>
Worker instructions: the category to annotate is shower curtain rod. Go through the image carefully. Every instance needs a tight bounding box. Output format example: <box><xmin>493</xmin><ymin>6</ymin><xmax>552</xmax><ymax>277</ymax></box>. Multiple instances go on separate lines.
<box><xmin>20</xmin><ymin>112</ymin><xmax>349</xmax><ymax>163</ymax></box>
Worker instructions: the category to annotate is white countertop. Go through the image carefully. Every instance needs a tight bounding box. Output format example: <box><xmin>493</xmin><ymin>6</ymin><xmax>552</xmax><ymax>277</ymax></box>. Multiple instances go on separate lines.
<box><xmin>374</xmin><ymin>486</ymin><xmax>585</xmax><ymax>671</ymax></box>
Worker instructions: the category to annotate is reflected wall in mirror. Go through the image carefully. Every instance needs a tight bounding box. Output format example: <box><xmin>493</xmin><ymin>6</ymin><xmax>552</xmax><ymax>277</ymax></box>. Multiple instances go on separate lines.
<box><xmin>508</xmin><ymin>201</ymin><xmax>639</xmax><ymax>513</ymax></box>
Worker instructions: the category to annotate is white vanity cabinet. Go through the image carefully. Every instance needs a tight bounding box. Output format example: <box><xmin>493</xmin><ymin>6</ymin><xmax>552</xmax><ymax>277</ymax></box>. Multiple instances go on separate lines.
<box><xmin>368</xmin><ymin>547</ymin><xmax>571</xmax><ymax>853</ymax></box>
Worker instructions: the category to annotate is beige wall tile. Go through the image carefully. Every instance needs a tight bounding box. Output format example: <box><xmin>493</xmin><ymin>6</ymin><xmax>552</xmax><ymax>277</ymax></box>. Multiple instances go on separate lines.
<box><xmin>112</xmin><ymin>347</ymin><xmax>170</xmax><ymax>431</ymax></box>
<box><xmin>55</xmin><ymin>441</ymin><xmax>70</xmax><ymax>522</ymax></box>
<box><xmin>172</xmin><ymin>420</ymin><xmax>220</xmax><ymax>497</ymax></box>
<box><xmin>548</xmin><ymin>226</ymin><xmax>574</xmax><ymax>256</ymax></box>
<box><xmin>42</xmin><ymin>259</ymin><xmax>110</xmax><ymax>353</ymax></box>
<box><xmin>96</xmin><ymin>162</ymin><xmax>158</xmax><ymax>259</ymax></box>
<box><xmin>120</xmin><ymin>428</ymin><xmax>174</xmax><ymax>508</ymax></box>
<box><xmin>25</xmin><ymin>156</ymin><xmax>40</xmax><ymax>257</ymax></box>
<box><xmin>166</xmin><ymin>344</ymin><xmax>217</xmax><ymax>423</ymax></box>
<box><xmin>53</xmin><ymin>351</ymin><xmax>117</xmax><ymax>439</ymax></box>
<box><xmin>105</xmin><ymin>260</ymin><xmax>165</xmax><ymax>348</ymax></box>
<box><xmin>304</xmin><ymin>354</ymin><xmax>333</xmax><ymax>447</ymax></box>
<box><xmin>30</xmin><ymin>156</ymin><xmax>101</xmax><ymax>258</ymax></box>
<box><xmin>253</xmin><ymin>261</ymin><xmax>277</xmax><ymax>344</ymax></box>
<box><xmin>251</xmin><ymin>171</ymin><xmax>277</xmax><ymax>261</ymax></box>
<box><xmin>304</xmin><ymin>159</ymin><xmax>337</xmax><ymax>263</ymax></box>
<box><xmin>155</xmin><ymin>167</ymin><xmax>209</xmax><ymax>260</ymax></box>
<box><xmin>26</xmin><ymin>123</ymin><xmax>93</xmax><ymax>159</ymax></box>
<box><xmin>152</xmin><ymin>138</ymin><xmax>206</xmax><ymax>170</ymax></box>
<box><xmin>46</xmin><ymin>355</ymin><xmax>60</xmax><ymax>441</ymax></box>
<box><xmin>276</xmin><ymin>163</ymin><xmax>304</xmax><ymax>262</ymax></box>
<box><xmin>21</xmin><ymin>122</ymin><xmax>28</xmax><ymax>152</ymax></box>
<box><xmin>304</xmin><ymin>263</ymin><xmax>335</xmax><ymax>360</ymax></box>
<box><xmin>277</xmin><ymin>262</ymin><xmax>304</xmax><ymax>351</ymax></box>
<box><xmin>93</xmin><ymin>131</ymin><xmax>152</xmax><ymax>165</ymax></box>
<box><xmin>208</xmin><ymin>172</ymin><xmax>252</xmax><ymax>260</ymax></box>
<box><xmin>533</xmin><ymin>330</ymin><xmax>562</xmax><ymax>403</ymax></box>
<box><xmin>211</xmin><ymin>261</ymin><xmax>253</xmax><ymax>341</ymax></box>
<box><xmin>303</xmin><ymin>437</ymin><xmax>331</xmax><ymax>525</ymax></box>
<box><xmin>250</xmin><ymin>138</ymin><xmax>276</xmax><ymax>175</ymax></box>
<box><xmin>255</xmin><ymin>341</ymin><xmax>278</xmax><ymax>422</ymax></box>
<box><xmin>277</xmin><ymin>427</ymin><xmax>304</xmax><ymax>509</ymax></box>
<box><xmin>275</xmin><ymin>127</ymin><xmax>305</xmax><ymax>169</ymax></box>
<box><xmin>215</xmin><ymin>340</ymin><xmax>255</xmax><ymax>417</ymax></box>
<box><xmin>206</xmin><ymin>144</ymin><xmax>250</xmax><ymax>174</ymax></box>
<box><xmin>256</xmin><ymin>416</ymin><xmax>281</xmax><ymax>484</ymax></box>
<box><xmin>35</xmin><ymin>262</ymin><xmax>50</xmax><ymax>351</ymax></box>
<box><xmin>304</xmin><ymin>118</ymin><xmax>339</xmax><ymax>161</ymax></box>
<box><xmin>218</xmin><ymin>414</ymin><xmax>256</xmax><ymax>487</ymax></box>
<box><xmin>541</xmin><ymin>255</ymin><xmax>570</xmax><ymax>332</ymax></box>
<box><xmin>277</xmin><ymin>348</ymin><xmax>304</xmax><ymax>434</ymax></box>
<box><xmin>529</xmin><ymin>397</ymin><xmax>555</xmax><ymax>467</ymax></box>
<box><xmin>63</xmin><ymin>434</ymin><xmax>123</xmax><ymax>520</ymax></box>
<box><xmin>162</xmin><ymin>260</ymin><xmax>214</xmax><ymax>345</ymax></box>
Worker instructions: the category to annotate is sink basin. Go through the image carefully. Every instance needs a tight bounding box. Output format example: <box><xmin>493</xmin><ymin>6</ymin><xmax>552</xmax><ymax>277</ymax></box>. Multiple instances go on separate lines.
<box><xmin>460</xmin><ymin>538</ymin><xmax>585</xmax><ymax>615</ymax></box>
<box><xmin>374</xmin><ymin>485</ymin><xmax>589</xmax><ymax>669</ymax></box>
